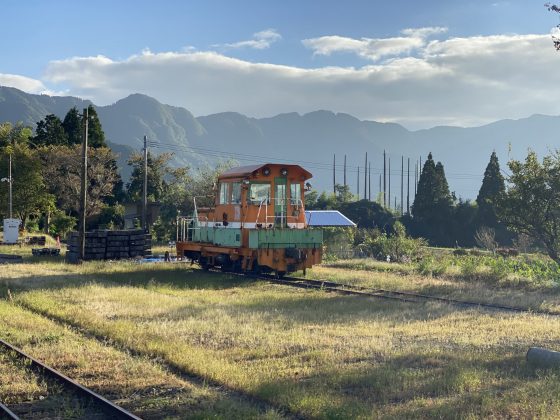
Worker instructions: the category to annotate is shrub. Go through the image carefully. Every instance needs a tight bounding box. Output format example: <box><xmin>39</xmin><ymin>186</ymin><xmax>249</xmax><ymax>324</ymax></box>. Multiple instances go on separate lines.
<box><xmin>362</xmin><ymin>222</ymin><xmax>426</xmax><ymax>262</ymax></box>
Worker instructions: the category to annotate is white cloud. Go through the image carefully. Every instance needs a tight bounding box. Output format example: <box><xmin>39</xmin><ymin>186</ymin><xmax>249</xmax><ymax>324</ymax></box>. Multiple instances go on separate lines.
<box><xmin>217</xmin><ymin>29</ymin><xmax>282</xmax><ymax>50</ymax></box>
<box><xmin>0</xmin><ymin>73</ymin><xmax>48</xmax><ymax>94</ymax></box>
<box><xmin>302</xmin><ymin>27</ymin><xmax>448</xmax><ymax>61</ymax></box>
<box><xmin>35</xmin><ymin>32</ymin><xmax>560</xmax><ymax>129</ymax></box>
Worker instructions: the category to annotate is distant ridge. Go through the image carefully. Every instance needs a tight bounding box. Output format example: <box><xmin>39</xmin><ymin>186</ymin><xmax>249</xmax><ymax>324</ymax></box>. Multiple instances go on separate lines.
<box><xmin>1</xmin><ymin>85</ymin><xmax>559</xmax><ymax>199</ymax></box>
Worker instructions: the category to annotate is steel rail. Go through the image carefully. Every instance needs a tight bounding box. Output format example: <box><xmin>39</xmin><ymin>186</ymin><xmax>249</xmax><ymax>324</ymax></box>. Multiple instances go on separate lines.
<box><xmin>0</xmin><ymin>401</ymin><xmax>19</xmax><ymax>420</ymax></box>
<box><xmin>0</xmin><ymin>338</ymin><xmax>142</xmax><ymax>420</ymax></box>
<box><xmin>245</xmin><ymin>272</ymin><xmax>557</xmax><ymax>316</ymax></box>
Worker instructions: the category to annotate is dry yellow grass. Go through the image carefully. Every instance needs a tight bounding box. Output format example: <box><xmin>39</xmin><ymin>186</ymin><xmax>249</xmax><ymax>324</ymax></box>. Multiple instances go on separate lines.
<box><xmin>313</xmin><ymin>261</ymin><xmax>560</xmax><ymax>313</ymax></box>
<box><xmin>0</xmin><ymin>299</ymin><xmax>281</xmax><ymax>419</ymax></box>
<box><xmin>3</xmin><ymin>258</ymin><xmax>560</xmax><ymax>418</ymax></box>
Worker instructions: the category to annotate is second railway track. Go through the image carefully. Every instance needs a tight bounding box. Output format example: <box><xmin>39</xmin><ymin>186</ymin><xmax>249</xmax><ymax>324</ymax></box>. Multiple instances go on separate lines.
<box><xmin>254</xmin><ymin>273</ymin><xmax>558</xmax><ymax>316</ymax></box>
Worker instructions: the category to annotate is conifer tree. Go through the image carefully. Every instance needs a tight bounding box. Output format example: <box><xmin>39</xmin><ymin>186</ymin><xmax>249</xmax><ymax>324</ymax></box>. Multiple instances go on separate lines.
<box><xmin>85</xmin><ymin>105</ymin><xmax>106</xmax><ymax>148</ymax></box>
<box><xmin>411</xmin><ymin>152</ymin><xmax>453</xmax><ymax>245</ymax></box>
<box><xmin>62</xmin><ymin>107</ymin><xmax>82</xmax><ymax>145</ymax></box>
<box><xmin>476</xmin><ymin>151</ymin><xmax>505</xmax><ymax>228</ymax></box>
<box><xmin>33</xmin><ymin>114</ymin><xmax>68</xmax><ymax>146</ymax></box>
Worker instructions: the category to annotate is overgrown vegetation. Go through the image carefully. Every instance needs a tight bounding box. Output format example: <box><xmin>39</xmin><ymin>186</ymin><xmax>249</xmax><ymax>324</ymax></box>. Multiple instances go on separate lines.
<box><xmin>3</xmin><ymin>260</ymin><xmax>560</xmax><ymax>418</ymax></box>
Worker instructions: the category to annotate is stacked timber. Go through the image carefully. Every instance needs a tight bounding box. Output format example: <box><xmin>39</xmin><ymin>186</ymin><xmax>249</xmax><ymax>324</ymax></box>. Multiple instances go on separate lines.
<box><xmin>66</xmin><ymin>230</ymin><xmax>152</xmax><ymax>263</ymax></box>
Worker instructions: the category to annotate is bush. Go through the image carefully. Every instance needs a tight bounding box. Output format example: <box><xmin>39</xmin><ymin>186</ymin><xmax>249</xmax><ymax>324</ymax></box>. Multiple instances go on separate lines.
<box><xmin>417</xmin><ymin>256</ymin><xmax>450</xmax><ymax>277</ymax></box>
<box><xmin>362</xmin><ymin>222</ymin><xmax>426</xmax><ymax>262</ymax></box>
<box><xmin>50</xmin><ymin>211</ymin><xmax>77</xmax><ymax>239</ymax></box>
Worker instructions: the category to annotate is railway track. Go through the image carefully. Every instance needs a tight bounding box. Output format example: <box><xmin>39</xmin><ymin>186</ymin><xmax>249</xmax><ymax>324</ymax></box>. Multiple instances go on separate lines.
<box><xmin>0</xmin><ymin>338</ymin><xmax>141</xmax><ymax>420</ymax></box>
<box><xmin>252</xmin><ymin>273</ymin><xmax>558</xmax><ymax>316</ymax></box>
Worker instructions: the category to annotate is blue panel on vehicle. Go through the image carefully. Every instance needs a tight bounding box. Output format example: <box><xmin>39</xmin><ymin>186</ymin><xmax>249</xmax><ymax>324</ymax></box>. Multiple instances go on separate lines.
<box><xmin>304</xmin><ymin>210</ymin><xmax>356</xmax><ymax>227</ymax></box>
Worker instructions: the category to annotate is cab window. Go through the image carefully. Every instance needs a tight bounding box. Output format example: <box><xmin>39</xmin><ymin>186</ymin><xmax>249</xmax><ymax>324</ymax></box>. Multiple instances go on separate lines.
<box><xmin>231</xmin><ymin>182</ymin><xmax>242</xmax><ymax>204</ymax></box>
<box><xmin>290</xmin><ymin>182</ymin><xmax>301</xmax><ymax>206</ymax></box>
<box><xmin>219</xmin><ymin>182</ymin><xmax>229</xmax><ymax>204</ymax></box>
<box><xmin>249</xmin><ymin>182</ymin><xmax>270</xmax><ymax>205</ymax></box>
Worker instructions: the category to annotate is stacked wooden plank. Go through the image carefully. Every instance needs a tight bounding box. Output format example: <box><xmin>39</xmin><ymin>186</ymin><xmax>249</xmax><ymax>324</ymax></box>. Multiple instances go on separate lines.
<box><xmin>66</xmin><ymin>230</ymin><xmax>152</xmax><ymax>263</ymax></box>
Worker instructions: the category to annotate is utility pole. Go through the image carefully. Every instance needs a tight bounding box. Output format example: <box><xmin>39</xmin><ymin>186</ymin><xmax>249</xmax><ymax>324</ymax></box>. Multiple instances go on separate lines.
<box><xmin>142</xmin><ymin>135</ymin><xmax>148</xmax><ymax>232</ymax></box>
<box><xmin>343</xmin><ymin>154</ymin><xmax>347</xmax><ymax>187</ymax></box>
<box><xmin>401</xmin><ymin>156</ymin><xmax>404</xmax><ymax>215</ymax></box>
<box><xmin>383</xmin><ymin>150</ymin><xmax>386</xmax><ymax>207</ymax></box>
<box><xmin>333</xmin><ymin>154</ymin><xmax>336</xmax><ymax>193</ymax></box>
<box><xmin>357</xmin><ymin>166</ymin><xmax>360</xmax><ymax>196</ymax></box>
<box><xmin>8</xmin><ymin>153</ymin><xmax>12</xmax><ymax>218</ymax></box>
<box><xmin>407</xmin><ymin>157</ymin><xmax>410</xmax><ymax>214</ymax></box>
<box><xmin>388</xmin><ymin>158</ymin><xmax>391</xmax><ymax>210</ymax></box>
<box><xmin>414</xmin><ymin>161</ymin><xmax>418</xmax><ymax>197</ymax></box>
<box><xmin>79</xmin><ymin>108</ymin><xmax>89</xmax><ymax>261</ymax></box>
<box><xmin>364</xmin><ymin>152</ymin><xmax>367</xmax><ymax>200</ymax></box>
<box><xmin>368</xmin><ymin>161</ymin><xmax>371</xmax><ymax>201</ymax></box>
<box><xmin>379</xmin><ymin>174</ymin><xmax>381</xmax><ymax>202</ymax></box>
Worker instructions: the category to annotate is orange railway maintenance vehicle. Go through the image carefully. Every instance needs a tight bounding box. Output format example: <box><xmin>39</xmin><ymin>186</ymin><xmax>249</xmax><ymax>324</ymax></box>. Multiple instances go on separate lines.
<box><xmin>176</xmin><ymin>163</ymin><xmax>323</xmax><ymax>276</ymax></box>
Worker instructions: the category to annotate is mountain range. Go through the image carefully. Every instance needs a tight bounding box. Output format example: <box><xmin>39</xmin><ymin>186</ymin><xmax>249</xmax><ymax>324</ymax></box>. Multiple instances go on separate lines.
<box><xmin>1</xmin><ymin>85</ymin><xmax>559</xmax><ymax>201</ymax></box>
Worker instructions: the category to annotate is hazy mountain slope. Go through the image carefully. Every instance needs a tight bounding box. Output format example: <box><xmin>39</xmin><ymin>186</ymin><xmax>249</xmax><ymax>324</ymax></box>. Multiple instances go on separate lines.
<box><xmin>1</xmin><ymin>86</ymin><xmax>560</xmax><ymax>199</ymax></box>
<box><xmin>0</xmin><ymin>86</ymin><xmax>91</xmax><ymax>126</ymax></box>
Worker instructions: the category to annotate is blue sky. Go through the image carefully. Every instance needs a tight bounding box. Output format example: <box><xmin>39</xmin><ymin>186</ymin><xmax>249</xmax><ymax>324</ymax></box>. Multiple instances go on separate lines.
<box><xmin>2</xmin><ymin>0</ymin><xmax>560</xmax><ymax>128</ymax></box>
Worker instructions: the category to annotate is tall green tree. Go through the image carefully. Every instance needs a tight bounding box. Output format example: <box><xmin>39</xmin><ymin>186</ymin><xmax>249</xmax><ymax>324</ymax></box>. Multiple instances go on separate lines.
<box><xmin>411</xmin><ymin>153</ymin><xmax>453</xmax><ymax>245</ymax></box>
<box><xmin>498</xmin><ymin>150</ymin><xmax>560</xmax><ymax>262</ymax></box>
<box><xmin>62</xmin><ymin>107</ymin><xmax>83</xmax><ymax>145</ymax></box>
<box><xmin>86</xmin><ymin>105</ymin><xmax>106</xmax><ymax>148</ymax></box>
<box><xmin>0</xmin><ymin>145</ymin><xmax>54</xmax><ymax>227</ymax></box>
<box><xmin>32</xmin><ymin>114</ymin><xmax>68</xmax><ymax>146</ymax></box>
<box><xmin>476</xmin><ymin>151</ymin><xmax>505</xmax><ymax>227</ymax></box>
<box><xmin>0</xmin><ymin>122</ymin><xmax>33</xmax><ymax>147</ymax></box>
<box><xmin>126</xmin><ymin>151</ymin><xmax>173</xmax><ymax>202</ymax></box>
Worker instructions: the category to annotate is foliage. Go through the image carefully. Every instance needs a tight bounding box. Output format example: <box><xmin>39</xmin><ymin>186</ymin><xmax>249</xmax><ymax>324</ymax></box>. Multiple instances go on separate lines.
<box><xmin>498</xmin><ymin>150</ymin><xmax>560</xmax><ymax>263</ymax></box>
<box><xmin>62</xmin><ymin>107</ymin><xmax>83</xmax><ymax>145</ymax></box>
<box><xmin>49</xmin><ymin>211</ymin><xmax>77</xmax><ymax>238</ymax></box>
<box><xmin>96</xmin><ymin>204</ymin><xmax>125</xmax><ymax>230</ymax></box>
<box><xmin>305</xmin><ymin>183</ymin><xmax>355</xmax><ymax>210</ymax></box>
<box><xmin>0</xmin><ymin>144</ymin><xmax>55</xmax><ymax>228</ymax></box>
<box><xmin>84</xmin><ymin>105</ymin><xmax>106</xmax><ymax>148</ymax></box>
<box><xmin>362</xmin><ymin>221</ymin><xmax>426</xmax><ymax>262</ymax></box>
<box><xmin>410</xmin><ymin>153</ymin><xmax>454</xmax><ymax>245</ymax></box>
<box><xmin>322</xmin><ymin>226</ymin><xmax>355</xmax><ymax>258</ymax></box>
<box><xmin>0</xmin><ymin>122</ymin><xmax>33</xmax><ymax>147</ymax></box>
<box><xmin>126</xmin><ymin>151</ymin><xmax>173</xmax><ymax>202</ymax></box>
<box><xmin>339</xmin><ymin>199</ymin><xmax>395</xmax><ymax>230</ymax></box>
<box><xmin>40</xmin><ymin>145</ymin><xmax>121</xmax><ymax>220</ymax></box>
<box><xmin>32</xmin><ymin>114</ymin><xmax>68</xmax><ymax>147</ymax></box>
<box><xmin>476</xmin><ymin>152</ymin><xmax>505</xmax><ymax>226</ymax></box>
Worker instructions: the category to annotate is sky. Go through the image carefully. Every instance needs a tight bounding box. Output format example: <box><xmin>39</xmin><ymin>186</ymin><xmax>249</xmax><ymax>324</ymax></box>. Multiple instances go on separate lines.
<box><xmin>2</xmin><ymin>0</ymin><xmax>560</xmax><ymax>129</ymax></box>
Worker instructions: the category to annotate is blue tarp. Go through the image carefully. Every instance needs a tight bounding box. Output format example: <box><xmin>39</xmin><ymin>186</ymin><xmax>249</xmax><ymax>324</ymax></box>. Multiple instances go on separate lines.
<box><xmin>305</xmin><ymin>210</ymin><xmax>356</xmax><ymax>227</ymax></box>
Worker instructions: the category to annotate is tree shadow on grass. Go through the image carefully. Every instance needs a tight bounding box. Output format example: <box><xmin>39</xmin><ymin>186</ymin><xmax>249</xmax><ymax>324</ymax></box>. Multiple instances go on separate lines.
<box><xmin>251</xmin><ymin>351</ymin><xmax>555</xmax><ymax>419</ymax></box>
<box><xmin>1</xmin><ymin>265</ymin><xmax>255</xmax><ymax>295</ymax></box>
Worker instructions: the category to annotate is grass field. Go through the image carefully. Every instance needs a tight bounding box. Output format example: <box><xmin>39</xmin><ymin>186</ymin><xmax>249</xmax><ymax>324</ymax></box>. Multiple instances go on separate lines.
<box><xmin>2</xmin><ymin>251</ymin><xmax>560</xmax><ymax>418</ymax></box>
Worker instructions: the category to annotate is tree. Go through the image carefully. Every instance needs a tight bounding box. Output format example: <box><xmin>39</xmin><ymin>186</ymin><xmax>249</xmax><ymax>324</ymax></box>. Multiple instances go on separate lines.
<box><xmin>339</xmin><ymin>199</ymin><xmax>395</xmax><ymax>230</ymax></box>
<box><xmin>0</xmin><ymin>145</ymin><xmax>54</xmax><ymax>228</ymax></box>
<box><xmin>32</xmin><ymin>114</ymin><xmax>68</xmax><ymax>146</ymax></box>
<box><xmin>476</xmin><ymin>152</ymin><xmax>505</xmax><ymax>227</ymax></box>
<box><xmin>546</xmin><ymin>3</ymin><xmax>560</xmax><ymax>50</ymax></box>
<box><xmin>86</xmin><ymin>105</ymin><xmax>106</xmax><ymax>148</ymax></box>
<box><xmin>62</xmin><ymin>107</ymin><xmax>83</xmax><ymax>145</ymax></box>
<box><xmin>126</xmin><ymin>151</ymin><xmax>173</xmax><ymax>202</ymax></box>
<box><xmin>411</xmin><ymin>153</ymin><xmax>453</xmax><ymax>245</ymax></box>
<box><xmin>498</xmin><ymin>150</ymin><xmax>560</xmax><ymax>263</ymax></box>
<box><xmin>0</xmin><ymin>122</ymin><xmax>33</xmax><ymax>147</ymax></box>
<box><xmin>40</xmin><ymin>145</ymin><xmax>120</xmax><ymax>219</ymax></box>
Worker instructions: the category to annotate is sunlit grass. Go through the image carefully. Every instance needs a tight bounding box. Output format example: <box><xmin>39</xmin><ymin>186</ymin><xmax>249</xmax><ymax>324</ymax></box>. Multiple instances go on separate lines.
<box><xmin>3</xmin><ymin>259</ymin><xmax>560</xmax><ymax>418</ymax></box>
<box><xmin>0</xmin><ymin>300</ymin><xmax>279</xmax><ymax>419</ymax></box>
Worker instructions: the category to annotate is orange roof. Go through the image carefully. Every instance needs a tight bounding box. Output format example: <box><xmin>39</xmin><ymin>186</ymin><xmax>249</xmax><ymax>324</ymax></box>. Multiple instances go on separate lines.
<box><xmin>219</xmin><ymin>163</ymin><xmax>313</xmax><ymax>180</ymax></box>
